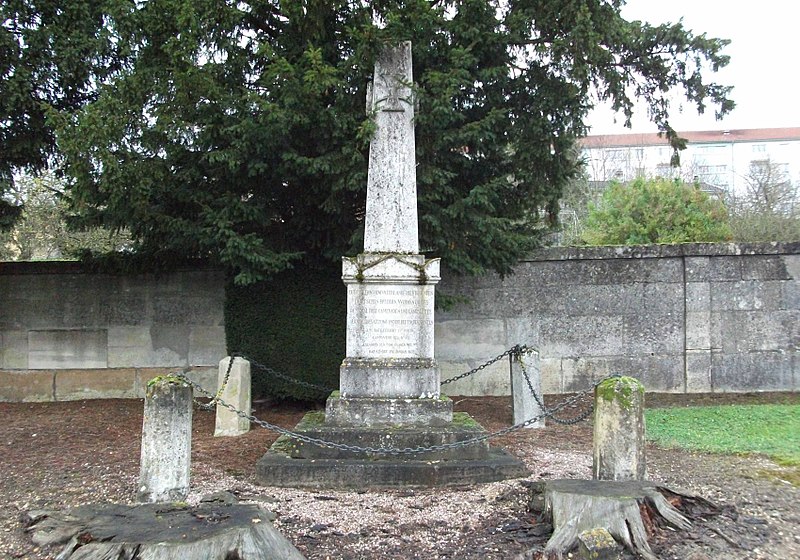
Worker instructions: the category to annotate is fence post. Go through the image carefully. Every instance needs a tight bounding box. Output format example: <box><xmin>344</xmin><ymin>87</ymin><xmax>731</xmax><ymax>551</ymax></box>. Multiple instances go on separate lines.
<box><xmin>510</xmin><ymin>347</ymin><xmax>545</xmax><ymax>428</ymax></box>
<box><xmin>593</xmin><ymin>376</ymin><xmax>646</xmax><ymax>481</ymax></box>
<box><xmin>214</xmin><ymin>356</ymin><xmax>251</xmax><ymax>437</ymax></box>
<box><xmin>138</xmin><ymin>376</ymin><xmax>193</xmax><ymax>502</ymax></box>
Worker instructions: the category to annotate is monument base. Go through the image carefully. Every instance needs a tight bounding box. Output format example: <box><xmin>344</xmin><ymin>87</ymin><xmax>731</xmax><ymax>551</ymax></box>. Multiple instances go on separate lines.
<box><xmin>255</xmin><ymin>408</ymin><xmax>528</xmax><ymax>489</ymax></box>
<box><xmin>325</xmin><ymin>394</ymin><xmax>453</xmax><ymax>426</ymax></box>
<box><xmin>256</xmin><ymin>448</ymin><xmax>527</xmax><ymax>489</ymax></box>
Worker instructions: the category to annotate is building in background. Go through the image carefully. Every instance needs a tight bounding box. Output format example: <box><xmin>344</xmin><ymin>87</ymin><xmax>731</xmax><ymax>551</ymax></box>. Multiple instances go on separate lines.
<box><xmin>580</xmin><ymin>127</ymin><xmax>800</xmax><ymax>194</ymax></box>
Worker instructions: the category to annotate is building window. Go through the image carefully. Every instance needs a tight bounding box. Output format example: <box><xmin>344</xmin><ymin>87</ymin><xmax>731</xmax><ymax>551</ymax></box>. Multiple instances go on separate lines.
<box><xmin>655</xmin><ymin>164</ymin><xmax>673</xmax><ymax>177</ymax></box>
<box><xmin>752</xmin><ymin>144</ymin><xmax>766</xmax><ymax>153</ymax></box>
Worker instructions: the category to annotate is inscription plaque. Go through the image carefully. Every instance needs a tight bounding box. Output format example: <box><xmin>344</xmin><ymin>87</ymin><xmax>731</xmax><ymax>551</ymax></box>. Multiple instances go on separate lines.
<box><xmin>347</xmin><ymin>284</ymin><xmax>435</xmax><ymax>359</ymax></box>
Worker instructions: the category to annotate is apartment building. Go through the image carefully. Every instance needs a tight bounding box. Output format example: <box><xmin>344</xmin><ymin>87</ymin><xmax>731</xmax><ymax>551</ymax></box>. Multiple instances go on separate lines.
<box><xmin>580</xmin><ymin>127</ymin><xmax>800</xmax><ymax>194</ymax></box>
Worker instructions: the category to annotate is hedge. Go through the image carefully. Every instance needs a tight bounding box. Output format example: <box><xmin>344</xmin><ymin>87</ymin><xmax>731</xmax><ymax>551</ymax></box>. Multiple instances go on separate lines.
<box><xmin>224</xmin><ymin>263</ymin><xmax>345</xmax><ymax>401</ymax></box>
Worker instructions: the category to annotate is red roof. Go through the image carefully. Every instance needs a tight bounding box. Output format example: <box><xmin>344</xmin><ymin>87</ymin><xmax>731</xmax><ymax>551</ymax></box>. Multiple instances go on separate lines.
<box><xmin>580</xmin><ymin>127</ymin><xmax>800</xmax><ymax>148</ymax></box>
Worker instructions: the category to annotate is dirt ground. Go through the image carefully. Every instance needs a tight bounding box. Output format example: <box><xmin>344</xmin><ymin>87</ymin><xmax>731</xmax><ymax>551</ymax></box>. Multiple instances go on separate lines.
<box><xmin>1</xmin><ymin>392</ymin><xmax>798</xmax><ymax>560</ymax></box>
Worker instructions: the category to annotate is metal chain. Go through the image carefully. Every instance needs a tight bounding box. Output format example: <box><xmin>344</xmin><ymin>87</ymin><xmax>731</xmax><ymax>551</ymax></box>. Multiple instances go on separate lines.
<box><xmin>516</xmin><ymin>349</ymin><xmax>597</xmax><ymax>425</ymax></box>
<box><xmin>194</xmin><ymin>356</ymin><xmax>237</xmax><ymax>411</ymax></box>
<box><xmin>440</xmin><ymin>344</ymin><xmax>532</xmax><ymax>386</ymax></box>
<box><xmin>177</xmin><ymin>371</ymin><xmax>612</xmax><ymax>456</ymax></box>
<box><xmin>211</xmin><ymin>344</ymin><xmax>597</xmax><ymax>432</ymax></box>
<box><xmin>227</xmin><ymin>344</ymin><xmax>532</xmax><ymax>393</ymax></box>
<box><xmin>246</xmin><ymin>358</ymin><xmax>335</xmax><ymax>394</ymax></box>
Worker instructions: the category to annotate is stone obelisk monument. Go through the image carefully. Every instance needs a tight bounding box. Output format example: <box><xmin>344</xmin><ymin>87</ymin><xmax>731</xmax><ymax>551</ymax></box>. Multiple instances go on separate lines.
<box><xmin>257</xmin><ymin>42</ymin><xmax>525</xmax><ymax>488</ymax></box>
<box><xmin>327</xmin><ymin>42</ymin><xmax>447</xmax><ymax>426</ymax></box>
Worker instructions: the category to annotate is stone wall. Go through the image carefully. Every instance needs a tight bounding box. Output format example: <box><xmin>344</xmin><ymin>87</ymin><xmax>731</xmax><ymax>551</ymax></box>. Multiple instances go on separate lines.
<box><xmin>0</xmin><ymin>262</ymin><xmax>225</xmax><ymax>401</ymax></box>
<box><xmin>436</xmin><ymin>243</ymin><xmax>799</xmax><ymax>396</ymax></box>
<box><xmin>2</xmin><ymin>243</ymin><xmax>797</xmax><ymax>401</ymax></box>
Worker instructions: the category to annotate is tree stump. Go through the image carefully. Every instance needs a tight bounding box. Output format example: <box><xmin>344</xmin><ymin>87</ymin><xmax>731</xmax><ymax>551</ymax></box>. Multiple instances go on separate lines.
<box><xmin>22</xmin><ymin>502</ymin><xmax>305</xmax><ymax>560</ymax></box>
<box><xmin>531</xmin><ymin>479</ymin><xmax>717</xmax><ymax>560</ymax></box>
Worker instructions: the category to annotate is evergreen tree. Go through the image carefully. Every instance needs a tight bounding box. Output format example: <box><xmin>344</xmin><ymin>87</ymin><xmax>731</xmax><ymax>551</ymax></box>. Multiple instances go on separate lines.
<box><xmin>1</xmin><ymin>1</ymin><xmax>734</xmax><ymax>281</ymax></box>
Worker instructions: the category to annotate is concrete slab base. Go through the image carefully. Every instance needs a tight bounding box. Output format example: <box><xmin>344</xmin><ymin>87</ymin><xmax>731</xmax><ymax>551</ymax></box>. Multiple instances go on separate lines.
<box><xmin>255</xmin><ymin>411</ymin><xmax>528</xmax><ymax>489</ymax></box>
<box><xmin>256</xmin><ymin>447</ymin><xmax>527</xmax><ymax>489</ymax></box>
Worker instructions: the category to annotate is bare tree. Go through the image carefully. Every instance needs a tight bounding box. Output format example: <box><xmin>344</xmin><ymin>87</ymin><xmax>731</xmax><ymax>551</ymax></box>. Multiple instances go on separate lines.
<box><xmin>727</xmin><ymin>159</ymin><xmax>800</xmax><ymax>242</ymax></box>
<box><xmin>740</xmin><ymin>159</ymin><xmax>797</xmax><ymax>215</ymax></box>
<box><xmin>1</xmin><ymin>172</ymin><xmax>130</xmax><ymax>261</ymax></box>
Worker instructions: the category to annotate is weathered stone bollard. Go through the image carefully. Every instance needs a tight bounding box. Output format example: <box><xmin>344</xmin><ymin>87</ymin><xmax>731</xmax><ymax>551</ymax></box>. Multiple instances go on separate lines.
<box><xmin>214</xmin><ymin>356</ymin><xmax>251</xmax><ymax>437</ymax></box>
<box><xmin>510</xmin><ymin>348</ymin><xmax>545</xmax><ymax>428</ymax></box>
<box><xmin>138</xmin><ymin>376</ymin><xmax>193</xmax><ymax>502</ymax></box>
<box><xmin>593</xmin><ymin>376</ymin><xmax>646</xmax><ymax>481</ymax></box>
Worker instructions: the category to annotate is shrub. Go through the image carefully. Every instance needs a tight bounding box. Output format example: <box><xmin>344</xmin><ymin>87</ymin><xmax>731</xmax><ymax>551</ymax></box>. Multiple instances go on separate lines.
<box><xmin>581</xmin><ymin>177</ymin><xmax>732</xmax><ymax>245</ymax></box>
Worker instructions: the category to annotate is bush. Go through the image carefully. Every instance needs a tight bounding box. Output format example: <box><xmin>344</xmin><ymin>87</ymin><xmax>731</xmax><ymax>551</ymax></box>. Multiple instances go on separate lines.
<box><xmin>581</xmin><ymin>177</ymin><xmax>732</xmax><ymax>245</ymax></box>
<box><xmin>224</xmin><ymin>263</ymin><xmax>345</xmax><ymax>401</ymax></box>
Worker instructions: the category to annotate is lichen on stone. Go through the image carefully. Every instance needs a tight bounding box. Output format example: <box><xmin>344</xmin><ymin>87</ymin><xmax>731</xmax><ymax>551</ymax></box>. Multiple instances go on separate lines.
<box><xmin>596</xmin><ymin>376</ymin><xmax>644</xmax><ymax>410</ymax></box>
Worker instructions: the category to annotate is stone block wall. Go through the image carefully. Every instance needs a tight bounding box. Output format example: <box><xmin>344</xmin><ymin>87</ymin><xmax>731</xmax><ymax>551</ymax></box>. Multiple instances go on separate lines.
<box><xmin>1</xmin><ymin>244</ymin><xmax>797</xmax><ymax>401</ymax></box>
<box><xmin>436</xmin><ymin>243</ymin><xmax>799</xmax><ymax>396</ymax></box>
<box><xmin>0</xmin><ymin>262</ymin><xmax>224</xmax><ymax>401</ymax></box>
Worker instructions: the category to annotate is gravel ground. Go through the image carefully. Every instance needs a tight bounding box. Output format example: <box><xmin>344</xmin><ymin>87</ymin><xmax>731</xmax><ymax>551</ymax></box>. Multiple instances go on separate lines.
<box><xmin>1</xmin><ymin>393</ymin><xmax>798</xmax><ymax>559</ymax></box>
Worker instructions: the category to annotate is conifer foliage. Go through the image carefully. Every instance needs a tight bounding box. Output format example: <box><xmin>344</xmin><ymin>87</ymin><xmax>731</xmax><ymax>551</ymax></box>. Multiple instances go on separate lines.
<box><xmin>1</xmin><ymin>1</ymin><xmax>734</xmax><ymax>281</ymax></box>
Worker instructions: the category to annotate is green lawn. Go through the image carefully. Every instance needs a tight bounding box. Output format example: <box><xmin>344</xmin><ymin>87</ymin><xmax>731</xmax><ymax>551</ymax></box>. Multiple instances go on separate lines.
<box><xmin>645</xmin><ymin>404</ymin><xmax>800</xmax><ymax>465</ymax></box>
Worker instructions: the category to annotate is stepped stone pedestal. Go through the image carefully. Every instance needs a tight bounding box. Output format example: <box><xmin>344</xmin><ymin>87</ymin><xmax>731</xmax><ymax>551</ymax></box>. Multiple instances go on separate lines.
<box><xmin>256</xmin><ymin>42</ymin><xmax>526</xmax><ymax>489</ymax></box>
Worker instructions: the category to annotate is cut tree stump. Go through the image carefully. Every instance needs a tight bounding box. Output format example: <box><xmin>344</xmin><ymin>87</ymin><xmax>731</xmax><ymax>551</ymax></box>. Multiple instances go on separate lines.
<box><xmin>22</xmin><ymin>502</ymin><xmax>305</xmax><ymax>560</ymax></box>
<box><xmin>531</xmin><ymin>479</ymin><xmax>718</xmax><ymax>560</ymax></box>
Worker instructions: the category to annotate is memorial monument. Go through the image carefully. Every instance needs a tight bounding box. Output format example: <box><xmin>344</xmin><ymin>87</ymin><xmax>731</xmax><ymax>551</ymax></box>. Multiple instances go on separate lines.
<box><xmin>256</xmin><ymin>42</ymin><xmax>526</xmax><ymax>488</ymax></box>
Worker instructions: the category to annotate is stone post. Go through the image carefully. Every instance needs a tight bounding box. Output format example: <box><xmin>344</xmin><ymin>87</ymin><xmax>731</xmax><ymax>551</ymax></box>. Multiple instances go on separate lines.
<box><xmin>214</xmin><ymin>356</ymin><xmax>251</xmax><ymax>437</ymax></box>
<box><xmin>593</xmin><ymin>376</ymin><xmax>646</xmax><ymax>481</ymax></box>
<box><xmin>138</xmin><ymin>377</ymin><xmax>193</xmax><ymax>502</ymax></box>
<box><xmin>510</xmin><ymin>348</ymin><xmax>545</xmax><ymax>428</ymax></box>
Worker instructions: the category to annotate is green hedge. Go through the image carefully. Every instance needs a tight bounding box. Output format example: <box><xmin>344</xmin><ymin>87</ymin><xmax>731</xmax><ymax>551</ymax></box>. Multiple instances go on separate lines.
<box><xmin>224</xmin><ymin>263</ymin><xmax>346</xmax><ymax>401</ymax></box>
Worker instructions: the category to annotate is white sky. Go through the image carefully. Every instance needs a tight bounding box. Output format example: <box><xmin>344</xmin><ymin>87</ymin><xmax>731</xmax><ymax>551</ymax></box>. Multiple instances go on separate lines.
<box><xmin>585</xmin><ymin>0</ymin><xmax>800</xmax><ymax>134</ymax></box>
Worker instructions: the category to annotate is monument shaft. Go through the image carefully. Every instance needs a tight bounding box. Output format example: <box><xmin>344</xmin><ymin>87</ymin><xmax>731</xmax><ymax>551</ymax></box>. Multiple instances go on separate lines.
<box><xmin>364</xmin><ymin>42</ymin><xmax>419</xmax><ymax>254</ymax></box>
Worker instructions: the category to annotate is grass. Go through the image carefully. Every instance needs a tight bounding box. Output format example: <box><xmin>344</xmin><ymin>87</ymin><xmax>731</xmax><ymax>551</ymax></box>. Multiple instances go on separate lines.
<box><xmin>645</xmin><ymin>404</ymin><xmax>800</xmax><ymax>466</ymax></box>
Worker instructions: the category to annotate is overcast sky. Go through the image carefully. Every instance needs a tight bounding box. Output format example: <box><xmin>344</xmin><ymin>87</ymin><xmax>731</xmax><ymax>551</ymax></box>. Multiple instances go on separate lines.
<box><xmin>585</xmin><ymin>0</ymin><xmax>798</xmax><ymax>135</ymax></box>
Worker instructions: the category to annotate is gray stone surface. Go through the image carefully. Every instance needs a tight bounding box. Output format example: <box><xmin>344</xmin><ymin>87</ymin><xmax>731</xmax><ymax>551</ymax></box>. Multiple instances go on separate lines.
<box><xmin>337</xmin><ymin>43</ymin><xmax>444</xmax><ymax>424</ymax></box>
<box><xmin>343</xmin><ymin>255</ymin><xmax>439</xmax><ymax>363</ymax></box>
<box><xmin>0</xmin><ymin>330</ymin><xmax>28</xmax><ymax>368</ymax></box>
<box><xmin>435</xmin><ymin>243</ymin><xmax>797</xmax><ymax>396</ymax></box>
<box><xmin>685</xmin><ymin>350</ymin><xmax>713</xmax><ymax>392</ymax></box>
<box><xmin>276</xmin><ymin>411</ymin><xmax>488</xmax><ymax>460</ymax></box>
<box><xmin>439</xmin><ymin>359</ymin><xmax>509</xmax><ymax>396</ymax></box>
<box><xmin>511</xmin><ymin>349</ymin><xmax>545</xmax><ymax>428</ymax></box>
<box><xmin>363</xmin><ymin>41</ymin><xmax>418</xmax><ymax>254</ymax></box>
<box><xmin>711</xmin><ymin>351</ymin><xmax>795</xmax><ymax>391</ymax></box>
<box><xmin>138</xmin><ymin>379</ymin><xmax>193</xmax><ymax>503</ymax></box>
<box><xmin>0</xmin><ymin>266</ymin><xmax>225</xmax><ymax>394</ymax></box>
<box><xmin>214</xmin><ymin>357</ymin><xmax>251</xmax><ymax>437</ymax></box>
<box><xmin>0</xmin><ymin>370</ymin><xmax>54</xmax><ymax>401</ymax></box>
<box><xmin>339</xmin><ymin>357</ymin><xmax>439</xmax><ymax>399</ymax></box>
<box><xmin>55</xmin><ymin>368</ymin><xmax>138</xmax><ymax>400</ymax></box>
<box><xmin>256</xmin><ymin>448</ymin><xmax>527</xmax><ymax>489</ymax></box>
<box><xmin>325</xmin><ymin>394</ymin><xmax>453</xmax><ymax>427</ymax></box>
<box><xmin>28</xmin><ymin>329</ymin><xmax>108</xmax><ymax>369</ymax></box>
<box><xmin>593</xmin><ymin>377</ymin><xmax>646</xmax><ymax>481</ymax></box>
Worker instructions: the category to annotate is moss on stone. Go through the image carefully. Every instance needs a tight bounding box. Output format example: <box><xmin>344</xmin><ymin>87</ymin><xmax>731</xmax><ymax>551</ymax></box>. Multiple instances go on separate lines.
<box><xmin>146</xmin><ymin>375</ymin><xmax>189</xmax><ymax>388</ymax></box>
<box><xmin>270</xmin><ymin>434</ymin><xmax>301</xmax><ymax>456</ymax></box>
<box><xmin>450</xmin><ymin>412</ymin><xmax>483</xmax><ymax>430</ymax></box>
<box><xmin>294</xmin><ymin>410</ymin><xmax>326</xmax><ymax>430</ymax></box>
<box><xmin>596</xmin><ymin>376</ymin><xmax>644</xmax><ymax>410</ymax></box>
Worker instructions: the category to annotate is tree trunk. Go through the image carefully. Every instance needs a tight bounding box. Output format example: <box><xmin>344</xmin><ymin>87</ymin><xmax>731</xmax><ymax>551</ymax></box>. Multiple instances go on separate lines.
<box><xmin>532</xmin><ymin>479</ymin><xmax>716</xmax><ymax>560</ymax></box>
<box><xmin>22</xmin><ymin>503</ymin><xmax>305</xmax><ymax>560</ymax></box>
